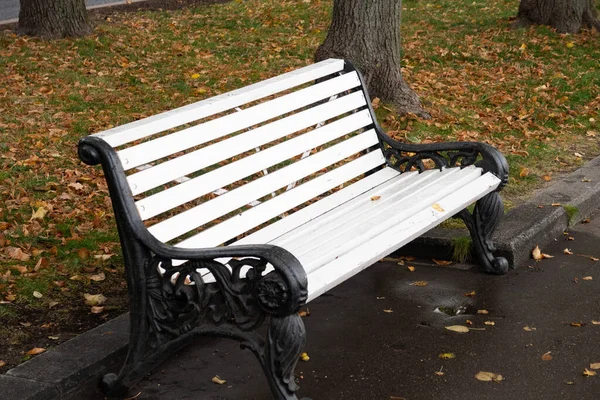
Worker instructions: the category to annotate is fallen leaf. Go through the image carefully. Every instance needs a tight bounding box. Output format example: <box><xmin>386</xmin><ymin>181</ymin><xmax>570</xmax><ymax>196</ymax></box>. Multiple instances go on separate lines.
<box><xmin>463</xmin><ymin>291</ymin><xmax>476</xmax><ymax>297</ymax></box>
<box><xmin>410</xmin><ymin>281</ymin><xmax>429</xmax><ymax>287</ymax></box>
<box><xmin>26</xmin><ymin>347</ymin><xmax>46</xmax><ymax>356</ymax></box>
<box><xmin>33</xmin><ymin>291</ymin><xmax>43</xmax><ymax>299</ymax></box>
<box><xmin>90</xmin><ymin>306</ymin><xmax>104</xmax><ymax>314</ymax></box>
<box><xmin>582</xmin><ymin>276</ymin><xmax>593</xmax><ymax>281</ymax></box>
<box><xmin>583</xmin><ymin>368</ymin><xmax>596</xmax><ymax>377</ymax></box>
<box><xmin>477</xmin><ymin>310</ymin><xmax>489</xmax><ymax>315</ymax></box>
<box><xmin>523</xmin><ymin>326</ymin><xmax>537</xmax><ymax>331</ymax></box>
<box><xmin>48</xmin><ymin>301</ymin><xmax>59</xmax><ymax>308</ymax></box>
<box><xmin>370</xmin><ymin>195</ymin><xmax>381</xmax><ymax>201</ymax></box>
<box><xmin>407</xmin><ymin>265</ymin><xmax>415</xmax><ymax>272</ymax></box>
<box><xmin>0</xmin><ymin>360</ymin><xmax>6</xmax><ymax>367</ymax></box>
<box><xmin>570</xmin><ymin>322</ymin><xmax>585</xmax><ymax>327</ymax></box>
<box><xmin>564</xmin><ymin>380</ymin><xmax>575</xmax><ymax>385</ymax></box>
<box><xmin>592</xmin><ymin>321</ymin><xmax>600</xmax><ymax>325</ymax></box>
<box><xmin>5</xmin><ymin>247</ymin><xmax>31</xmax><ymax>262</ymax></box>
<box><xmin>541</xmin><ymin>175</ymin><xmax>552</xmax><ymax>182</ymax></box>
<box><xmin>432</xmin><ymin>259</ymin><xmax>453</xmax><ymax>266</ymax></box>
<box><xmin>519</xmin><ymin>167</ymin><xmax>529</xmax><ymax>177</ymax></box>
<box><xmin>445</xmin><ymin>325</ymin><xmax>469</xmax><ymax>333</ymax></box>
<box><xmin>298</xmin><ymin>309</ymin><xmax>310</xmax><ymax>317</ymax></box>
<box><xmin>542</xmin><ymin>253</ymin><xmax>554</xmax><ymax>259</ymax></box>
<box><xmin>300</xmin><ymin>352</ymin><xmax>310</xmax><ymax>362</ymax></box>
<box><xmin>438</xmin><ymin>353</ymin><xmax>456</xmax><ymax>360</ymax></box>
<box><xmin>591</xmin><ymin>257</ymin><xmax>599</xmax><ymax>262</ymax></box>
<box><xmin>484</xmin><ymin>321</ymin><xmax>495</xmax><ymax>326</ymax></box>
<box><xmin>84</xmin><ymin>293</ymin><xmax>107</xmax><ymax>306</ymax></box>
<box><xmin>475</xmin><ymin>371</ymin><xmax>503</xmax><ymax>382</ymax></box>
<box><xmin>191</xmin><ymin>73</ymin><xmax>200</xmax><ymax>79</ymax></box>
<box><xmin>566</xmin><ymin>42</ymin><xmax>575</xmax><ymax>48</ymax></box>
<box><xmin>581</xmin><ymin>178</ymin><xmax>591</xmax><ymax>182</ymax></box>
<box><xmin>77</xmin><ymin>248</ymin><xmax>90</xmax><ymax>260</ymax></box>
<box><xmin>541</xmin><ymin>351</ymin><xmax>553</xmax><ymax>361</ymax></box>
<box><xmin>212</xmin><ymin>375</ymin><xmax>227</xmax><ymax>384</ymax></box>
<box><xmin>48</xmin><ymin>336</ymin><xmax>59</xmax><ymax>340</ymax></box>
<box><xmin>30</xmin><ymin>207</ymin><xmax>48</xmax><ymax>221</ymax></box>
<box><xmin>564</xmin><ymin>248</ymin><xmax>573</xmax><ymax>255</ymax></box>
<box><xmin>383</xmin><ymin>309</ymin><xmax>393</xmax><ymax>313</ymax></box>
<box><xmin>532</xmin><ymin>245</ymin><xmax>542</xmax><ymax>261</ymax></box>
<box><xmin>89</xmin><ymin>272</ymin><xmax>106</xmax><ymax>282</ymax></box>
<box><xmin>434</xmin><ymin>370</ymin><xmax>445</xmax><ymax>376</ymax></box>
<box><xmin>574</xmin><ymin>152</ymin><xmax>583</xmax><ymax>158</ymax></box>
<box><xmin>551</xmin><ymin>203</ymin><xmax>561</xmax><ymax>207</ymax></box>
<box><xmin>590</xmin><ymin>363</ymin><xmax>600</xmax><ymax>370</ymax></box>
<box><xmin>432</xmin><ymin>203</ymin><xmax>445</xmax><ymax>212</ymax></box>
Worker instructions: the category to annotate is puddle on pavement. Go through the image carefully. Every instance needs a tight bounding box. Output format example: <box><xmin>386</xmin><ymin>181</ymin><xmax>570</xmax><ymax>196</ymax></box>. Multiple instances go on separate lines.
<box><xmin>434</xmin><ymin>304</ymin><xmax>477</xmax><ymax>316</ymax></box>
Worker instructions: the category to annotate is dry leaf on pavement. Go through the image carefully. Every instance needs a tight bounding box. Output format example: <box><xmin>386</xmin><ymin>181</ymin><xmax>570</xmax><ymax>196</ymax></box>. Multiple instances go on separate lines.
<box><xmin>582</xmin><ymin>368</ymin><xmax>596</xmax><ymax>377</ymax></box>
<box><xmin>563</xmin><ymin>248</ymin><xmax>573</xmax><ymax>255</ymax></box>
<box><xmin>212</xmin><ymin>375</ymin><xmax>227</xmax><ymax>384</ymax></box>
<box><xmin>475</xmin><ymin>371</ymin><xmax>503</xmax><ymax>382</ymax></box>
<box><xmin>432</xmin><ymin>259</ymin><xmax>453</xmax><ymax>266</ymax></box>
<box><xmin>26</xmin><ymin>347</ymin><xmax>46</xmax><ymax>356</ymax></box>
<box><xmin>590</xmin><ymin>363</ymin><xmax>600</xmax><ymax>370</ymax></box>
<box><xmin>84</xmin><ymin>293</ymin><xmax>107</xmax><ymax>306</ymax></box>
<box><xmin>541</xmin><ymin>352</ymin><xmax>553</xmax><ymax>361</ymax></box>
<box><xmin>410</xmin><ymin>281</ymin><xmax>429</xmax><ymax>287</ymax></box>
<box><xmin>445</xmin><ymin>325</ymin><xmax>469</xmax><ymax>333</ymax></box>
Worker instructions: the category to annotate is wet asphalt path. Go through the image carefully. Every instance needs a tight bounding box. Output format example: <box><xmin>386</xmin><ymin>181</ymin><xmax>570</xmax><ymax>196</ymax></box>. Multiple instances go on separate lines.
<box><xmin>0</xmin><ymin>0</ymin><xmax>146</xmax><ymax>22</ymax></box>
<box><xmin>86</xmin><ymin>215</ymin><xmax>600</xmax><ymax>400</ymax></box>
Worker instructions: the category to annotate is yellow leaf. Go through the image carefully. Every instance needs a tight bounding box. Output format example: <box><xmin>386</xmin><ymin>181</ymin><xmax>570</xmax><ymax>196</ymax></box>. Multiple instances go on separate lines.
<box><xmin>591</xmin><ymin>257</ymin><xmax>599</xmax><ymax>262</ymax></box>
<box><xmin>478</xmin><ymin>309</ymin><xmax>489</xmax><ymax>315</ymax></box>
<box><xmin>438</xmin><ymin>353</ymin><xmax>456</xmax><ymax>359</ymax></box>
<box><xmin>90</xmin><ymin>306</ymin><xmax>104</xmax><ymax>314</ymax></box>
<box><xmin>519</xmin><ymin>167</ymin><xmax>529</xmax><ymax>177</ymax></box>
<box><xmin>383</xmin><ymin>309</ymin><xmax>393</xmax><ymax>313</ymax></box>
<box><xmin>592</xmin><ymin>321</ymin><xmax>600</xmax><ymax>325</ymax></box>
<box><xmin>475</xmin><ymin>371</ymin><xmax>503</xmax><ymax>382</ymax></box>
<box><xmin>212</xmin><ymin>375</ymin><xmax>227</xmax><ymax>384</ymax></box>
<box><xmin>523</xmin><ymin>326</ymin><xmax>537</xmax><ymax>331</ymax></box>
<box><xmin>563</xmin><ymin>248</ymin><xmax>573</xmax><ymax>255</ymax></box>
<box><xmin>582</xmin><ymin>276</ymin><xmax>593</xmax><ymax>281</ymax></box>
<box><xmin>590</xmin><ymin>363</ymin><xmax>600</xmax><ymax>370</ymax></box>
<box><xmin>484</xmin><ymin>321</ymin><xmax>495</xmax><ymax>326</ymax></box>
<box><xmin>432</xmin><ymin>203</ymin><xmax>445</xmax><ymax>212</ymax></box>
<box><xmin>551</xmin><ymin>203</ymin><xmax>561</xmax><ymax>207</ymax></box>
<box><xmin>432</xmin><ymin>259</ymin><xmax>453</xmax><ymax>266</ymax></box>
<box><xmin>0</xmin><ymin>360</ymin><xmax>6</xmax><ymax>368</ymax></box>
<box><xmin>566</xmin><ymin>42</ymin><xmax>575</xmax><ymax>48</ymax></box>
<box><xmin>33</xmin><ymin>291</ymin><xmax>43</xmax><ymax>299</ymax></box>
<box><xmin>89</xmin><ymin>272</ymin><xmax>106</xmax><ymax>282</ymax></box>
<box><xmin>30</xmin><ymin>207</ymin><xmax>48</xmax><ymax>221</ymax></box>
<box><xmin>407</xmin><ymin>265</ymin><xmax>416</xmax><ymax>272</ymax></box>
<box><xmin>541</xmin><ymin>351</ymin><xmax>553</xmax><ymax>361</ymax></box>
<box><xmin>84</xmin><ymin>293</ymin><xmax>107</xmax><ymax>306</ymax></box>
<box><xmin>300</xmin><ymin>352</ymin><xmax>310</xmax><ymax>362</ymax></box>
<box><xmin>445</xmin><ymin>325</ymin><xmax>469</xmax><ymax>333</ymax></box>
<box><xmin>26</xmin><ymin>347</ymin><xmax>46</xmax><ymax>356</ymax></box>
<box><xmin>297</xmin><ymin>309</ymin><xmax>310</xmax><ymax>317</ymax></box>
<box><xmin>541</xmin><ymin>175</ymin><xmax>552</xmax><ymax>182</ymax></box>
<box><xmin>191</xmin><ymin>73</ymin><xmax>200</xmax><ymax>79</ymax></box>
<box><xmin>570</xmin><ymin>322</ymin><xmax>585</xmax><ymax>327</ymax></box>
<box><xmin>519</xmin><ymin>43</ymin><xmax>527</xmax><ymax>50</ymax></box>
<box><xmin>410</xmin><ymin>281</ymin><xmax>429</xmax><ymax>287</ymax></box>
<box><xmin>463</xmin><ymin>291</ymin><xmax>476</xmax><ymax>297</ymax></box>
<box><xmin>370</xmin><ymin>195</ymin><xmax>381</xmax><ymax>201</ymax></box>
<box><xmin>583</xmin><ymin>368</ymin><xmax>596</xmax><ymax>377</ymax></box>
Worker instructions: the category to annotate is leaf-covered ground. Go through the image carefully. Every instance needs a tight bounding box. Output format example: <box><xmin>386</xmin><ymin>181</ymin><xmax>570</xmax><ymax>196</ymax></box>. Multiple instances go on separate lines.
<box><xmin>0</xmin><ymin>0</ymin><xmax>598</xmax><ymax>370</ymax></box>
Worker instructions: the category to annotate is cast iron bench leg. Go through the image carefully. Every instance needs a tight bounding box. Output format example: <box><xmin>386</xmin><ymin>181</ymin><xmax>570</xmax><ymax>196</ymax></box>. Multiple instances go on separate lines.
<box><xmin>459</xmin><ymin>191</ymin><xmax>509</xmax><ymax>274</ymax></box>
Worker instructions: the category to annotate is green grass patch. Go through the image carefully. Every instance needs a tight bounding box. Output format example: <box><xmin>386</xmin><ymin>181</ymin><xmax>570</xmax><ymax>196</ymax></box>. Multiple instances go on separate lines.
<box><xmin>452</xmin><ymin>236</ymin><xmax>472</xmax><ymax>263</ymax></box>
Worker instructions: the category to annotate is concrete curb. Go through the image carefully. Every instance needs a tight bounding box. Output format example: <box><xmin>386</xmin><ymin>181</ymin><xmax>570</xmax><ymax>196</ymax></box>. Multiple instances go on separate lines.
<box><xmin>1</xmin><ymin>156</ymin><xmax>599</xmax><ymax>399</ymax></box>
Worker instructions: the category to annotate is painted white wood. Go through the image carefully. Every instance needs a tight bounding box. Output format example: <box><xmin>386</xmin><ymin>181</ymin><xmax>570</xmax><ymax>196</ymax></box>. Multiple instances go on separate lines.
<box><xmin>305</xmin><ymin>172</ymin><xmax>501</xmax><ymax>301</ymax></box>
<box><xmin>174</xmin><ymin>151</ymin><xmax>386</xmax><ymax>249</ymax></box>
<box><xmin>93</xmin><ymin>59</ymin><xmax>345</xmax><ymax>147</ymax></box>
<box><xmin>136</xmin><ymin>114</ymin><xmax>375</xmax><ymax>220</ymax></box>
<box><xmin>233</xmin><ymin>167</ymin><xmax>404</xmax><ymax>247</ymax></box>
<box><xmin>147</xmin><ymin>131</ymin><xmax>380</xmax><ymax>242</ymax></box>
<box><xmin>117</xmin><ymin>72</ymin><xmax>362</xmax><ymax>171</ymax></box>
<box><xmin>273</xmin><ymin>167</ymin><xmax>458</xmax><ymax>251</ymax></box>
<box><xmin>286</xmin><ymin>167</ymin><xmax>484</xmax><ymax>272</ymax></box>
<box><xmin>127</xmin><ymin>92</ymin><xmax>369</xmax><ymax>195</ymax></box>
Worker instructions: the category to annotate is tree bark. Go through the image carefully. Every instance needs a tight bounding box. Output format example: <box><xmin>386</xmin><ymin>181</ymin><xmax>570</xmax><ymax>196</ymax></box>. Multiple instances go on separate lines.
<box><xmin>18</xmin><ymin>0</ymin><xmax>92</xmax><ymax>39</ymax></box>
<box><xmin>513</xmin><ymin>0</ymin><xmax>600</xmax><ymax>33</ymax></box>
<box><xmin>315</xmin><ymin>0</ymin><xmax>430</xmax><ymax>119</ymax></box>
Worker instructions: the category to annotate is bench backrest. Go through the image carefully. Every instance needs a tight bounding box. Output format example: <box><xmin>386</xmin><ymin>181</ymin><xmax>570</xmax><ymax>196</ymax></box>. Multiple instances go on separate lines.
<box><xmin>91</xmin><ymin>59</ymin><xmax>384</xmax><ymax>248</ymax></box>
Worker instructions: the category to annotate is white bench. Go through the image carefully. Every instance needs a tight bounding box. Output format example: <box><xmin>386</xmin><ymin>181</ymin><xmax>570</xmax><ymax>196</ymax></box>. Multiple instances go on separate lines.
<box><xmin>78</xmin><ymin>58</ymin><xmax>509</xmax><ymax>400</ymax></box>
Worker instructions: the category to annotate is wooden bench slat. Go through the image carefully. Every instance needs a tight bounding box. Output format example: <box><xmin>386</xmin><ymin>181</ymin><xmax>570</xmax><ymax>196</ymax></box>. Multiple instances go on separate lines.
<box><xmin>128</xmin><ymin>91</ymin><xmax>369</xmax><ymax>195</ymax></box>
<box><xmin>305</xmin><ymin>172</ymin><xmax>501</xmax><ymax>301</ymax></box>
<box><xmin>288</xmin><ymin>167</ymin><xmax>483</xmax><ymax>271</ymax></box>
<box><xmin>174</xmin><ymin>151</ymin><xmax>386</xmax><ymax>249</ymax></box>
<box><xmin>93</xmin><ymin>59</ymin><xmax>345</xmax><ymax>147</ymax></box>
<box><xmin>118</xmin><ymin>72</ymin><xmax>362</xmax><ymax>171</ymax></box>
<box><xmin>273</xmin><ymin>167</ymin><xmax>459</xmax><ymax>252</ymax></box>
<box><xmin>136</xmin><ymin>110</ymin><xmax>374</xmax><ymax>220</ymax></box>
<box><xmin>147</xmin><ymin>130</ymin><xmax>381</xmax><ymax>242</ymax></box>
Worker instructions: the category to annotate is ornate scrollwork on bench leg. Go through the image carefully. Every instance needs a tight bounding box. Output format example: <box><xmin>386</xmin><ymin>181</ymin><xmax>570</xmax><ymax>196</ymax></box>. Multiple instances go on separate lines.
<box><xmin>458</xmin><ymin>191</ymin><xmax>509</xmax><ymax>275</ymax></box>
<box><xmin>101</xmin><ymin>254</ymin><xmax>308</xmax><ymax>399</ymax></box>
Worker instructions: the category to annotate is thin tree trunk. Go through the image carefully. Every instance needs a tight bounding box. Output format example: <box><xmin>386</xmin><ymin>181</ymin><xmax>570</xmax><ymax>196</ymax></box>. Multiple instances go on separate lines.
<box><xmin>18</xmin><ymin>0</ymin><xmax>92</xmax><ymax>39</ymax></box>
<box><xmin>315</xmin><ymin>0</ymin><xmax>430</xmax><ymax>119</ymax></box>
<box><xmin>513</xmin><ymin>0</ymin><xmax>600</xmax><ymax>33</ymax></box>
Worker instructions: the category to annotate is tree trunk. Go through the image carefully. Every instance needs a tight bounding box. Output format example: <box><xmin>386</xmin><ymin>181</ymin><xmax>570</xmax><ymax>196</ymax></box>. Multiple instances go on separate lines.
<box><xmin>18</xmin><ymin>0</ymin><xmax>92</xmax><ymax>39</ymax></box>
<box><xmin>513</xmin><ymin>0</ymin><xmax>600</xmax><ymax>33</ymax></box>
<box><xmin>315</xmin><ymin>0</ymin><xmax>430</xmax><ymax>119</ymax></box>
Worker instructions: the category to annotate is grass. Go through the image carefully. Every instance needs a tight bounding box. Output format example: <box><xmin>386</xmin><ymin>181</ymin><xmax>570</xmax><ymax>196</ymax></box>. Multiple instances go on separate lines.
<box><xmin>0</xmin><ymin>0</ymin><xmax>598</xmax><ymax>368</ymax></box>
<box><xmin>452</xmin><ymin>236</ymin><xmax>472</xmax><ymax>263</ymax></box>
<box><xmin>563</xmin><ymin>204</ymin><xmax>579</xmax><ymax>226</ymax></box>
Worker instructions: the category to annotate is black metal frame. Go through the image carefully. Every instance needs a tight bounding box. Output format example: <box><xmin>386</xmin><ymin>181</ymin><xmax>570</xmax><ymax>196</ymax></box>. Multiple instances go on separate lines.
<box><xmin>77</xmin><ymin>59</ymin><xmax>508</xmax><ymax>400</ymax></box>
